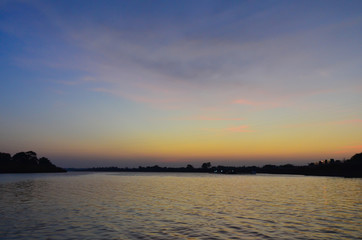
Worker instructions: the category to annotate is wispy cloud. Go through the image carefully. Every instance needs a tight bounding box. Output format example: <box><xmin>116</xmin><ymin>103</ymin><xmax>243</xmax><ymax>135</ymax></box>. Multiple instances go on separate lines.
<box><xmin>343</xmin><ymin>145</ymin><xmax>362</xmax><ymax>149</ymax></box>
<box><xmin>232</xmin><ymin>98</ymin><xmax>281</xmax><ymax>108</ymax></box>
<box><xmin>170</xmin><ymin>115</ymin><xmax>244</xmax><ymax>121</ymax></box>
<box><xmin>202</xmin><ymin>125</ymin><xmax>253</xmax><ymax>133</ymax></box>
<box><xmin>92</xmin><ymin>88</ymin><xmax>172</xmax><ymax>104</ymax></box>
<box><xmin>92</xmin><ymin>87</ymin><xmax>182</xmax><ymax>109</ymax></box>
<box><xmin>224</xmin><ymin>125</ymin><xmax>253</xmax><ymax>133</ymax></box>
<box><xmin>331</xmin><ymin>119</ymin><xmax>362</xmax><ymax>125</ymax></box>
<box><xmin>334</xmin><ymin>145</ymin><xmax>362</xmax><ymax>154</ymax></box>
<box><xmin>282</xmin><ymin>118</ymin><xmax>362</xmax><ymax>129</ymax></box>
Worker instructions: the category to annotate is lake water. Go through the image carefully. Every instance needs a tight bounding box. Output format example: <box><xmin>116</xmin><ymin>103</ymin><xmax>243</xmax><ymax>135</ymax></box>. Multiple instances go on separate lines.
<box><xmin>0</xmin><ymin>172</ymin><xmax>361</xmax><ymax>239</ymax></box>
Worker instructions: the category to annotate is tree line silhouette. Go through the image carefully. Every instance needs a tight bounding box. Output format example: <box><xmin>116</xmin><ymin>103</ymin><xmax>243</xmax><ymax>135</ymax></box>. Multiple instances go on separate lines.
<box><xmin>0</xmin><ymin>151</ymin><xmax>66</xmax><ymax>173</ymax></box>
<box><xmin>69</xmin><ymin>153</ymin><xmax>362</xmax><ymax>178</ymax></box>
<box><xmin>1</xmin><ymin>150</ymin><xmax>360</xmax><ymax>177</ymax></box>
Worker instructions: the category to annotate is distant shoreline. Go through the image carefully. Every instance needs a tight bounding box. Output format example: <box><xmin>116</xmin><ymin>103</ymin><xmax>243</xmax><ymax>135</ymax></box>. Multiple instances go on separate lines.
<box><xmin>67</xmin><ymin>152</ymin><xmax>362</xmax><ymax>178</ymax></box>
<box><xmin>1</xmin><ymin>151</ymin><xmax>361</xmax><ymax>178</ymax></box>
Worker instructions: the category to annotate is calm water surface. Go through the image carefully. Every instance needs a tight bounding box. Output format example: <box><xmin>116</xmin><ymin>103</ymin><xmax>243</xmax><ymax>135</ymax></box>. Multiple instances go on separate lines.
<box><xmin>0</xmin><ymin>172</ymin><xmax>361</xmax><ymax>239</ymax></box>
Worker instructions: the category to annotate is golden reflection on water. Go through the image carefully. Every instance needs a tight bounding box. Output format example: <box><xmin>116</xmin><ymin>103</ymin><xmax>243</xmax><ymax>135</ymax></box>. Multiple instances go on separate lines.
<box><xmin>0</xmin><ymin>172</ymin><xmax>361</xmax><ymax>239</ymax></box>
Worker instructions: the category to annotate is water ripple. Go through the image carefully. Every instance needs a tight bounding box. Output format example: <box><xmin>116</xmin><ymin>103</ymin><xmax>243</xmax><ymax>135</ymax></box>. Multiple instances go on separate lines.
<box><xmin>0</xmin><ymin>173</ymin><xmax>361</xmax><ymax>239</ymax></box>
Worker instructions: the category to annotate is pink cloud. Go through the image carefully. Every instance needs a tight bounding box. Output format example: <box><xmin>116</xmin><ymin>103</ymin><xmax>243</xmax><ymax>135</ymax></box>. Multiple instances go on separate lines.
<box><xmin>334</xmin><ymin>150</ymin><xmax>351</xmax><ymax>154</ymax></box>
<box><xmin>343</xmin><ymin>145</ymin><xmax>362</xmax><ymax>149</ymax></box>
<box><xmin>334</xmin><ymin>145</ymin><xmax>362</xmax><ymax>154</ymax></box>
<box><xmin>332</xmin><ymin>119</ymin><xmax>362</xmax><ymax>125</ymax></box>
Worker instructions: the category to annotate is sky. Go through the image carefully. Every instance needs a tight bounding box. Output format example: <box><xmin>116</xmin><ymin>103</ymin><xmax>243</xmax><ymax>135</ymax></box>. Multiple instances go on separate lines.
<box><xmin>1</xmin><ymin>0</ymin><xmax>361</xmax><ymax>168</ymax></box>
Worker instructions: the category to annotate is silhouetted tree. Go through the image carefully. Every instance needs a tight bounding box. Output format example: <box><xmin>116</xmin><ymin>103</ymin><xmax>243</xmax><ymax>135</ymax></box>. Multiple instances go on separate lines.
<box><xmin>0</xmin><ymin>152</ymin><xmax>11</xmax><ymax>162</ymax></box>
<box><xmin>39</xmin><ymin>157</ymin><xmax>53</xmax><ymax>167</ymax></box>
<box><xmin>186</xmin><ymin>164</ymin><xmax>194</xmax><ymax>169</ymax></box>
<box><xmin>13</xmin><ymin>152</ymin><xmax>37</xmax><ymax>166</ymax></box>
<box><xmin>0</xmin><ymin>151</ymin><xmax>65</xmax><ymax>173</ymax></box>
<box><xmin>0</xmin><ymin>152</ymin><xmax>12</xmax><ymax>171</ymax></box>
<box><xmin>349</xmin><ymin>153</ymin><xmax>362</xmax><ymax>162</ymax></box>
<box><xmin>201</xmin><ymin>162</ymin><xmax>211</xmax><ymax>169</ymax></box>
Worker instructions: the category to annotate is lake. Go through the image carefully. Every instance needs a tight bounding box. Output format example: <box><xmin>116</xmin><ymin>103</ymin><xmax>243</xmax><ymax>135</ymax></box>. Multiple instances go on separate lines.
<box><xmin>0</xmin><ymin>172</ymin><xmax>361</xmax><ymax>239</ymax></box>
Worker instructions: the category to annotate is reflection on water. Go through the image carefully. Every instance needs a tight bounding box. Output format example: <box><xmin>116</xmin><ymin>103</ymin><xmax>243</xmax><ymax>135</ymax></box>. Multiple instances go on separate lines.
<box><xmin>0</xmin><ymin>172</ymin><xmax>361</xmax><ymax>239</ymax></box>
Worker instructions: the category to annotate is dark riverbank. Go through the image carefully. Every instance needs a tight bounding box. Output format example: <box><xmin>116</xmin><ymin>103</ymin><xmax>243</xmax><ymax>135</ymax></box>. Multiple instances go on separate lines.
<box><xmin>0</xmin><ymin>151</ymin><xmax>66</xmax><ymax>173</ymax></box>
<box><xmin>69</xmin><ymin>153</ymin><xmax>362</xmax><ymax>178</ymax></box>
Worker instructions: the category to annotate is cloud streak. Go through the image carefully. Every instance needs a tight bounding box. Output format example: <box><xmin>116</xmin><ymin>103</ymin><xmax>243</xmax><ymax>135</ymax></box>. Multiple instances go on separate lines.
<box><xmin>170</xmin><ymin>115</ymin><xmax>244</xmax><ymax>121</ymax></box>
<box><xmin>224</xmin><ymin>125</ymin><xmax>254</xmax><ymax>133</ymax></box>
<box><xmin>332</xmin><ymin>119</ymin><xmax>362</xmax><ymax>125</ymax></box>
<box><xmin>92</xmin><ymin>87</ymin><xmax>182</xmax><ymax>109</ymax></box>
<box><xmin>282</xmin><ymin>118</ymin><xmax>362</xmax><ymax>129</ymax></box>
<box><xmin>202</xmin><ymin>125</ymin><xmax>253</xmax><ymax>133</ymax></box>
<box><xmin>232</xmin><ymin>99</ymin><xmax>281</xmax><ymax>108</ymax></box>
<box><xmin>334</xmin><ymin>145</ymin><xmax>362</xmax><ymax>154</ymax></box>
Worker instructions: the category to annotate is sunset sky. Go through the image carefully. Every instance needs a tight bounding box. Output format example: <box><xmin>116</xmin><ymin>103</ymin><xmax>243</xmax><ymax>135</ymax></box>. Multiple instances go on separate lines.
<box><xmin>1</xmin><ymin>0</ymin><xmax>361</xmax><ymax>167</ymax></box>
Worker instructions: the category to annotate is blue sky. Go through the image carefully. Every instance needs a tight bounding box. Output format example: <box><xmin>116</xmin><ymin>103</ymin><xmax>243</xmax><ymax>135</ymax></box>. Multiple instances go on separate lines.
<box><xmin>1</xmin><ymin>0</ymin><xmax>361</xmax><ymax>167</ymax></box>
